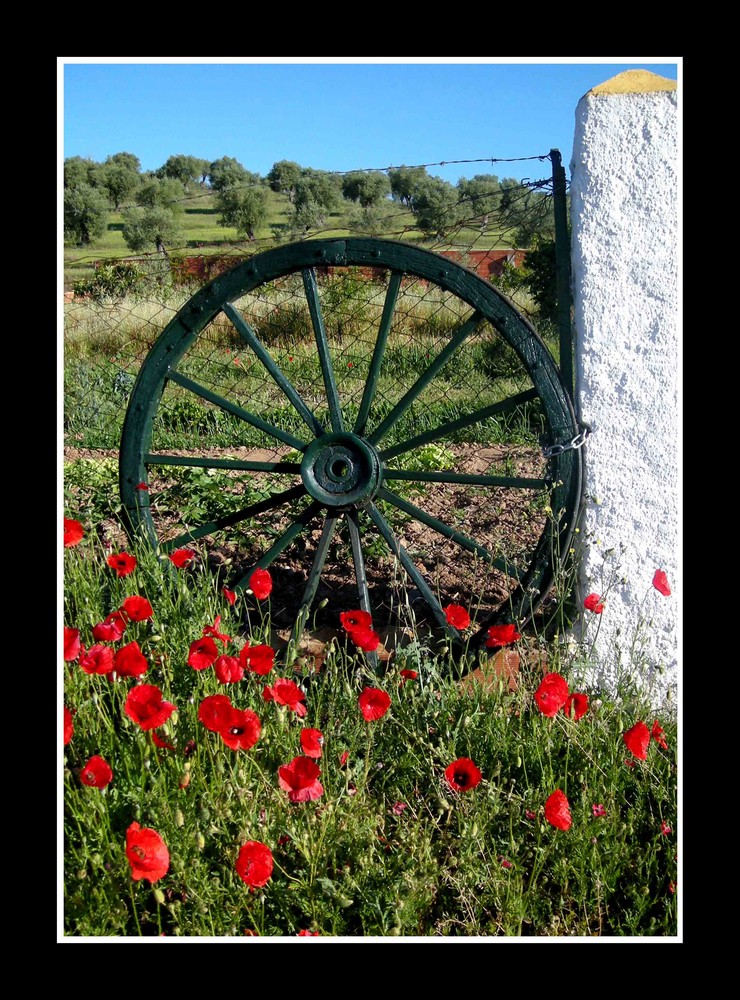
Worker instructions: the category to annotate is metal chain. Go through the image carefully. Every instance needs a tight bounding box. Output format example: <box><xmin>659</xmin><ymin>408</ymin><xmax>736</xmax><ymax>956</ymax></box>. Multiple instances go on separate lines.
<box><xmin>542</xmin><ymin>423</ymin><xmax>592</xmax><ymax>459</ymax></box>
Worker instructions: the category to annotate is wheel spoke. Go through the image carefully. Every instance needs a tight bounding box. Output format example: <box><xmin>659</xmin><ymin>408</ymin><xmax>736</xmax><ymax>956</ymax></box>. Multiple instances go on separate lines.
<box><xmin>291</xmin><ymin>513</ymin><xmax>339</xmax><ymax>645</ymax></box>
<box><xmin>166</xmin><ymin>369</ymin><xmax>308</xmax><ymax>451</ymax></box>
<box><xmin>345</xmin><ymin>509</ymin><xmax>372</xmax><ymax>617</ymax></box>
<box><xmin>222</xmin><ymin>302</ymin><xmax>325</xmax><ymax>438</ymax></box>
<box><xmin>231</xmin><ymin>500</ymin><xmax>324</xmax><ymax>594</ymax></box>
<box><xmin>383</xmin><ymin>469</ymin><xmax>546</xmax><ymax>489</ymax></box>
<box><xmin>345</xmin><ymin>509</ymin><xmax>378</xmax><ymax>668</ymax></box>
<box><xmin>302</xmin><ymin>267</ymin><xmax>344</xmax><ymax>433</ymax></box>
<box><xmin>145</xmin><ymin>453</ymin><xmax>301</xmax><ymax>474</ymax></box>
<box><xmin>377</xmin><ymin>486</ymin><xmax>524</xmax><ymax>584</ymax></box>
<box><xmin>366</xmin><ymin>309</ymin><xmax>485</xmax><ymax>446</ymax></box>
<box><xmin>366</xmin><ymin>502</ymin><xmax>452</xmax><ymax>633</ymax></box>
<box><xmin>378</xmin><ymin>387</ymin><xmax>540</xmax><ymax>462</ymax></box>
<box><xmin>354</xmin><ymin>270</ymin><xmax>403</xmax><ymax>436</ymax></box>
<box><xmin>161</xmin><ymin>484</ymin><xmax>307</xmax><ymax>553</ymax></box>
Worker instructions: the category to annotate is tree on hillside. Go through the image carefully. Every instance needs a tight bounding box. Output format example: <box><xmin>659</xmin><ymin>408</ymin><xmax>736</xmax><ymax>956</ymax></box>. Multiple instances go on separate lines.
<box><xmin>159</xmin><ymin>154</ymin><xmax>206</xmax><ymax>191</ymax></box>
<box><xmin>293</xmin><ymin>169</ymin><xmax>342</xmax><ymax>227</ymax></box>
<box><xmin>388</xmin><ymin>165</ymin><xmax>429</xmax><ymax>210</ymax></box>
<box><xmin>136</xmin><ymin>177</ymin><xmax>186</xmax><ymax>212</ymax></box>
<box><xmin>98</xmin><ymin>163</ymin><xmax>140</xmax><ymax>209</ymax></box>
<box><xmin>64</xmin><ymin>183</ymin><xmax>109</xmax><ymax>245</ymax></box>
<box><xmin>456</xmin><ymin>174</ymin><xmax>502</xmax><ymax>226</ymax></box>
<box><xmin>105</xmin><ymin>151</ymin><xmax>142</xmax><ymax>173</ymax></box>
<box><xmin>215</xmin><ymin>185</ymin><xmax>268</xmax><ymax>241</ymax></box>
<box><xmin>266</xmin><ymin>160</ymin><xmax>302</xmax><ymax>202</ymax></box>
<box><xmin>413</xmin><ymin>176</ymin><xmax>462</xmax><ymax>237</ymax></box>
<box><xmin>195</xmin><ymin>158</ymin><xmax>211</xmax><ymax>186</ymax></box>
<box><xmin>341</xmin><ymin>171</ymin><xmax>391</xmax><ymax>209</ymax></box>
<box><xmin>64</xmin><ymin>156</ymin><xmax>100</xmax><ymax>190</ymax></box>
<box><xmin>208</xmin><ymin>156</ymin><xmax>259</xmax><ymax>192</ymax></box>
<box><xmin>121</xmin><ymin>205</ymin><xmax>182</xmax><ymax>253</ymax></box>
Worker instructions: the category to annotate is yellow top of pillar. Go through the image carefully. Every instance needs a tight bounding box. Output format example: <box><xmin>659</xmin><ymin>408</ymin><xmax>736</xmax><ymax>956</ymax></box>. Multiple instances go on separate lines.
<box><xmin>587</xmin><ymin>69</ymin><xmax>677</xmax><ymax>95</ymax></box>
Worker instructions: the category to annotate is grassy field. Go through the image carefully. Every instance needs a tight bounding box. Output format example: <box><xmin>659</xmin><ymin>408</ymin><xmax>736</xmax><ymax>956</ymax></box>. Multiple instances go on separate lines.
<box><xmin>62</xmin><ymin>508</ymin><xmax>679</xmax><ymax>938</ymax></box>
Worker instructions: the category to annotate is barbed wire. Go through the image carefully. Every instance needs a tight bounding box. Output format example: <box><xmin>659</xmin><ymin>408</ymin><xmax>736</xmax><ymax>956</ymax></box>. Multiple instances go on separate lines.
<box><xmin>327</xmin><ymin>153</ymin><xmax>552</xmax><ymax>175</ymax></box>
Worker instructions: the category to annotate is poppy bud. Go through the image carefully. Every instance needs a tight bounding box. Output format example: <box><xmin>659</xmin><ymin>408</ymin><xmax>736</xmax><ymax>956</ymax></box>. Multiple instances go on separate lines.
<box><xmin>196</xmin><ymin>832</ymin><xmax>206</xmax><ymax>850</ymax></box>
<box><xmin>175</xmin><ymin>809</ymin><xmax>185</xmax><ymax>827</ymax></box>
<box><xmin>154</xmin><ymin>888</ymin><xmax>165</xmax><ymax>905</ymax></box>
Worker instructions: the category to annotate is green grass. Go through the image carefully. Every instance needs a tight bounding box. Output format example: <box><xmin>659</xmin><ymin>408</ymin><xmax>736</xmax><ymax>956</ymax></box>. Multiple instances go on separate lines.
<box><xmin>62</xmin><ymin>486</ymin><xmax>679</xmax><ymax>939</ymax></box>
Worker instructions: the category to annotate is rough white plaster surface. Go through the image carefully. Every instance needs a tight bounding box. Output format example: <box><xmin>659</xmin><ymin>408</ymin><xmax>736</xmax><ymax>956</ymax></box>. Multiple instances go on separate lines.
<box><xmin>569</xmin><ymin>87</ymin><xmax>679</xmax><ymax>708</ymax></box>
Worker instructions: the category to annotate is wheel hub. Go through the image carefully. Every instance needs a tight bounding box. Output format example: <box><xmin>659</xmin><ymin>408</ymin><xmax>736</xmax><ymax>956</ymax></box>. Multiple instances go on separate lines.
<box><xmin>300</xmin><ymin>432</ymin><xmax>382</xmax><ymax>507</ymax></box>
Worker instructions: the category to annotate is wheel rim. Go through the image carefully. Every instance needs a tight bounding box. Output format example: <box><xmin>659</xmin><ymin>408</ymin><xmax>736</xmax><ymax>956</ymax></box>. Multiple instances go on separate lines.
<box><xmin>119</xmin><ymin>237</ymin><xmax>582</xmax><ymax>665</ymax></box>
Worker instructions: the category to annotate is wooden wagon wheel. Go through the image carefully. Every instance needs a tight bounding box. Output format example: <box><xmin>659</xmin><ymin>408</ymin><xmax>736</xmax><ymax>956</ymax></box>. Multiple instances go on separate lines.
<box><xmin>119</xmin><ymin>238</ymin><xmax>581</xmax><ymax>665</ymax></box>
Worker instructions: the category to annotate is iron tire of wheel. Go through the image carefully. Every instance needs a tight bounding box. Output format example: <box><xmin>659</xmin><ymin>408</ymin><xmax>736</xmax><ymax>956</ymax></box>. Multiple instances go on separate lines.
<box><xmin>119</xmin><ymin>237</ymin><xmax>582</xmax><ymax>670</ymax></box>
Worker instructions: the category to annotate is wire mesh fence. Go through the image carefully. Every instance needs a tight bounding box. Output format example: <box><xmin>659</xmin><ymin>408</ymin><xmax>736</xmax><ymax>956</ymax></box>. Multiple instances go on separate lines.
<box><xmin>64</xmin><ymin>153</ymin><xmax>576</xmax><ymax>648</ymax></box>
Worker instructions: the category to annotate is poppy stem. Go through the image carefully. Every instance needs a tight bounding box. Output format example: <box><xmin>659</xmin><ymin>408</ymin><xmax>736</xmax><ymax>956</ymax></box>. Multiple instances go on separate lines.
<box><xmin>129</xmin><ymin>883</ymin><xmax>143</xmax><ymax>936</ymax></box>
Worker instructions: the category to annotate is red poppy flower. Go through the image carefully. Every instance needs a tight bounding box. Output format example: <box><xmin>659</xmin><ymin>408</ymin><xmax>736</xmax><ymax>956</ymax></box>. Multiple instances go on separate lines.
<box><xmin>623</xmin><ymin>720</ymin><xmax>651</xmax><ymax>760</ymax></box>
<box><xmin>107</xmin><ymin>551</ymin><xmax>137</xmax><ymax>578</ymax></box>
<box><xmin>151</xmin><ymin>731</ymin><xmax>176</xmax><ymax>751</ymax></box>
<box><xmin>64</xmin><ymin>518</ymin><xmax>84</xmax><ymax>547</ymax></box>
<box><xmin>92</xmin><ymin>611</ymin><xmax>128</xmax><ymax>642</ymax></box>
<box><xmin>202</xmin><ymin>615</ymin><xmax>231</xmax><ymax>644</ymax></box>
<box><xmin>544</xmin><ymin>789</ymin><xmax>572</xmax><ymax>831</ymax></box>
<box><xmin>534</xmin><ymin>672</ymin><xmax>569</xmax><ymax>718</ymax></box>
<box><xmin>126</xmin><ymin>822</ymin><xmax>170</xmax><ymax>883</ymax></box>
<box><xmin>392</xmin><ymin>801</ymin><xmax>407</xmax><ymax>815</ymax></box>
<box><xmin>297</xmin><ymin>929</ymin><xmax>320</xmax><ymax>936</ymax></box>
<box><xmin>64</xmin><ymin>627</ymin><xmax>81</xmax><ymax>662</ymax></box>
<box><xmin>443</xmin><ymin>604</ymin><xmax>471</xmax><ymax>630</ymax></box>
<box><xmin>198</xmin><ymin>694</ymin><xmax>234</xmax><ymax>732</ymax></box>
<box><xmin>219</xmin><ymin>705</ymin><xmax>261</xmax><ymax>751</ymax></box>
<box><xmin>591</xmin><ymin>803</ymin><xmax>606</xmax><ymax>818</ymax></box>
<box><xmin>444</xmin><ymin>757</ymin><xmax>482</xmax><ymax>792</ymax></box>
<box><xmin>124</xmin><ymin>684</ymin><xmax>176</xmax><ymax>731</ymax></box>
<box><xmin>235</xmin><ymin>840</ymin><xmax>273</xmax><ymax>889</ymax></box>
<box><xmin>239</xmin><ymin>643</ymin><xmax>275</xmax><ymax>676</ymax></box>
<box><xmin>169</xmin><ymin>548</ymin><xmax>195</xmax><ymax>568</ymax></box>
<box><xmin>263</xmin><ymin>679</ymin><xmax>307</xmax><ymax>717</ymax></box>
<box><xmin>214</xmin><ymin>655</ymin><xmax>244</xmax><ymax>684</ymax></box>
<box><xmin>187</xmin><ymin>636</ymin><xmax>219</xmax><ymax>671</ymax></box>
<box><xmin>64</xmin><ymin>705</ymin><xmax>74</xmax><ymax>744</ymax></box>
<box><xmin>340</xmin><ymin>609</ymin><xmax>372</xmax><ymax>632</ymax></box>
<box><xmin>485</xmin><ymin>623</ymin><xmax>521</xmax><ymax>648</ymax></box>
<box><xmin>120</xmin><ymin>595</ymin><xmax>154</xmax><ymax>622</ymax></box>
<box><xmin>80</xmin><ymin>755</ymin><xmax>113</xmax><ymax>788</ymax></box>
<box><xmin>348</xmin><ymin>625</ymin><xmax>381</xmax><ymax>652</ymax></box>
<box><xmin>113</xmin><ymin>641</ymin><xmax>149</xmax><ymax>678</ymax></box>
<box><xmin>564</xmin><ymin>692</ymin><xmax>589</xmax><ymax>721</ymax></box>
<box><xmin>525</xmin><ymin>809</ymin><xmax>537</xmax><ymax>821</ymax></box>
<box><xmin>660</xmin><ymin>820</ymin><xmax>672</xmax><ymax>836</ymax></box>
<box><xmin>249</xmin><ymin>567</ymin><xmax>273</xmax><ymax>600</ymax></box>
<box><xmin>583</xmin><ymin>592</ymin><xmax>605</xmax><ymax>614</ymax></box>
<box><xmin>358</xmin><ymin>687</ymin><xmax>391</xmax><ymax>721</ymax></box>
<box><xmin>79</xmin><ymin>643</ymin><xmax>115</xmax><ymax>676</ymax></box>
<box><xmin>222</xmin><ymin>587</ymin><xmax>237</xmax><ymax>606</ymax></box>
<box><xmin>651</xmin><ymin>719</ymin><xmax>668</xmax><ymax>750</ymax></box>
<box><xmin>652</xmin><ymin>569</ymin><xmax>671</xmax><ymax>596</ymax></box>
<box><xmin>135</xmin><ymin>481</ymin><xmax>149</xmax><ymax>491</ymax></box>
<box><xmin>339</xmin><ymin>750</ymin><xmax>349</xmax><ymax>767</ymax></box>
<box><xmin>278</xmin><ymin>756</ymin><xmax>324</xmax><ymax>802</ymax></box>
<box><xmin>400</xmin><ymin>668</ymin><xmax>418</xmax><ymax>683</ymax></box>
<box><xmin>300</xmin><ymin>727</ymin><xmax>324</xmax><ymax>759</ymax></box>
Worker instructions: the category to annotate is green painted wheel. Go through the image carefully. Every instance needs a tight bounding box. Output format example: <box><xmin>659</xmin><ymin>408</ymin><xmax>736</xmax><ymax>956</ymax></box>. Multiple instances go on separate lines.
<box><xmin>120</xmin><ymin>238</ymin><xmax>581</xmax><ymax>662</ymax></box>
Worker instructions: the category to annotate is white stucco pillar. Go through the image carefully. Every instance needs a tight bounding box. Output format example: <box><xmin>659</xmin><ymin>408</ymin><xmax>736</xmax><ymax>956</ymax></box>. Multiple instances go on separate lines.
<box><xmin>569</xmin><ymin>70</ymin><xmax>679</xmax><ymax>706</ymax></box>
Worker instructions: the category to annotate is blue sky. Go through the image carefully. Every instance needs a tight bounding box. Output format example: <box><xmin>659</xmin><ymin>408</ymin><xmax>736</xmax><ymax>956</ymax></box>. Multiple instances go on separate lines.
<box><xmin>61</xmin><ymin>58</ymin><xmax>680</xmax><ymax>185</ymax></box>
